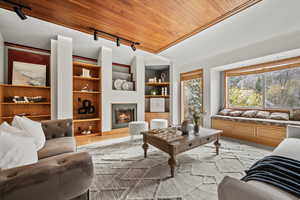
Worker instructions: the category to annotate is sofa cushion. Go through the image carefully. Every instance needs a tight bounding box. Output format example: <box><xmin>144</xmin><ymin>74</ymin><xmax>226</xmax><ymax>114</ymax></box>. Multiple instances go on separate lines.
<box><xmin>229</xmin><ymin>110</ymin><xmax>243</xmax><ymax>117</ymax></box>
<box><xmin>271</xmin><ymin>138</ymin><xmax>300</xmax><ymax>161</ymax></box>
<box><xmin>256</xmin><ymin>111</ymin><xmax>270</xmax><ymax>119</ymax></box>
<box><xmin>218</xmin><ymin>109</ymin><xmax>232</xmax><ymax>116</ymax></box>
<box><xmin>38</xmin><ymin>137</ymin><xmax>76</xmax><ymax>160</ymax></box>
<box><xmin>269</xmin><ymin>112</ymin><xmax>289</xmax><ymax>120</ymax></box>
<box><xmin>291</xmin><ymin>109</ymin><xmax>300</xmax><ymax>121</ymax></box>
<box><xmin>212</xmin><ymin>115</ymin><xmax>300</xmax><ymax>127</ymax></box>
<box><xmin>241</xmin><ymin>110</ymin><xmax>257</xmax><ymax>118</ymax></box>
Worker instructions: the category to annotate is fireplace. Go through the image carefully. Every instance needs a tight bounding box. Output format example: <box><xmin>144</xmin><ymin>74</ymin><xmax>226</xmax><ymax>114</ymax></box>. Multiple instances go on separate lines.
<box><xmin>112</xmin><ymin>104</ymin><xmax>137</xmax><ymax>129</ymax></box>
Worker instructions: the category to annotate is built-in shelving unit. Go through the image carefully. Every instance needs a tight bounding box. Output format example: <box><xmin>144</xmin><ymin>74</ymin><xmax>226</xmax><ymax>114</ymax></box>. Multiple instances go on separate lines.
<box><xmin>72</xmin><ymin>62</ymin><xmax>102</xmax><ymax>137</ymax></box>
<box><xmin>0</xmin><ymin>84</ymin><xmax>51</xmax><ymax>123</ymax></box>
<box><xmin>144</xmin><ymin>66</ymin><xmax>170</xmax><ymax>125</ymax></box>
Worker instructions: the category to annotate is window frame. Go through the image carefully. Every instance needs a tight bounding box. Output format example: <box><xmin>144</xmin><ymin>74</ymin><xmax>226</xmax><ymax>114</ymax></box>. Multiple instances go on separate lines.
<box><xmin>180</xmin><ymin>69</ymin><xmax>204</xmax><ymax>122</ymax></box>
<box><xmin>224</xmin><ymin>56</ymin><xmax>300</xmax><ymax>112</ymax></box>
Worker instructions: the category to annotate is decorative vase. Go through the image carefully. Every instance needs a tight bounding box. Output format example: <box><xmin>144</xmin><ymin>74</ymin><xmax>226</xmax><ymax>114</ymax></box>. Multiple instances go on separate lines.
<box><xmin>194</xmin><ymin>123</ymin><xmax>199</xmax><ymax>133</ymax></box>
<box><xmin>181</xmin><ymin>120</ymin><xmax>193</xmax><ymax>135</ymax></box>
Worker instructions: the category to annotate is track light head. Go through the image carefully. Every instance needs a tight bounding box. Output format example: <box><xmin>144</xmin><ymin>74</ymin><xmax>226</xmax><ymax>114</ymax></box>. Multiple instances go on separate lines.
<box><xmin>94</xmin><ymin>31</ymin><xmax>98</xmax><ymax>41</ymax></box>
<box><xmin>116</xmin><ymin>38</ymin><xmax>120</xmax><ymax>47</ymax></box>
<box><xmin>131</xmin><ymin>43</ymin><xmax>136</xmax><ymax>51</ymax></box>
<box><xmin>13</xmin><ymin>6</ymin><xmax>27</xmax><ymax>20</ymax></box>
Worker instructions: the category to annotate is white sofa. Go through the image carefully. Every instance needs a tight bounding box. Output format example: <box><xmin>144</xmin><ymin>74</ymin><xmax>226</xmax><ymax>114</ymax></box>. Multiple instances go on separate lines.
<box><xmin>218</xmin><ymin>125</ymin><xmax>300</xmax><ymax>200</ymax></box>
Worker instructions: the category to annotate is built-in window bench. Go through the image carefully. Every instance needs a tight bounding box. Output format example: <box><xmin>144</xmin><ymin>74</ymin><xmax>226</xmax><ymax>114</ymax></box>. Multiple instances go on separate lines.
<box><xmin>211</xmin><ymin>115</ymin><xmax>300</xmax><ymax>147</ymax></box>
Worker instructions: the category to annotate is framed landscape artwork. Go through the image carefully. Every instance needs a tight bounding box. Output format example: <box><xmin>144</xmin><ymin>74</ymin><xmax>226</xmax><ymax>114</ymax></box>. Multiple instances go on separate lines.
<box><xmin>12</xmin><ymin>61</ymin><xmax>47</xmax><ymax>86</ymax></box>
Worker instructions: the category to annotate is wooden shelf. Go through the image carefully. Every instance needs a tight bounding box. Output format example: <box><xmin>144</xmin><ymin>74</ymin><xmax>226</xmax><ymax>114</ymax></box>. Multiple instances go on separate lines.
<box><xmin>145</xmin><ymin>95</ymin><xmax>170</xmax><ymax>98</ymax></box>
<box><xmin>1</xmin><ymin>102</ymin><xmax>51</xmax><ymax>105</ymax></box>
<box><xmin>75</xmin><ymin>132</ymin><xmax>101</xmax><ymax>137</ymax></box>
<box><xmin>73</xmin><ymin>118</ymin><xmax>101</xmax><ymax>123</ymax></box>
<box><xmin>73</xmin><ymin>76</ymin><xmax>100</xmax><ymax>81</ymax></box>
<box><xmin>0</xmin><ymin>115</ymin><xmax>50</xmax><ymax>119</ymax></box>
<box><xmin>73</xmin><ymin>91</ymin><xmax>101</xmax><ymax>94</ymax></box>
<box><xmin>145</xmin><ymin>82</ymin><xmax>170</xmax><ymax>86</ymax></box>
<box><xmin>73</xmin><ymin>62</ymin><xmax>100</xmax><ymax>70</ymax></box>
<box><xmin>145</xmin><ymin>112</ymin><xmax>169</xmax><ymax>114</ymax></box>
<box><xmin>0</xmin><ymin>84</ymin><xmax>50</xmax><ymax>89</ymax></box>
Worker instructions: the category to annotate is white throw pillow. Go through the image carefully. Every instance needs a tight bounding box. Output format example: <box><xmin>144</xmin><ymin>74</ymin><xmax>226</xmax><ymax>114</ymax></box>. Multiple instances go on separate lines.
<box><xmin>0</xmin><ymin>130</ymin><xmax>38</xmax><ymax>170</ymax></box>
<box><xmin>12</xmin><ymin>116</ymin><xmax>46</xmax><ymax>151</ymax></box>
<box><xmin>0</xmin><ymin>121</ymin><xmax>28</xmax><ymax>137</ymax></box>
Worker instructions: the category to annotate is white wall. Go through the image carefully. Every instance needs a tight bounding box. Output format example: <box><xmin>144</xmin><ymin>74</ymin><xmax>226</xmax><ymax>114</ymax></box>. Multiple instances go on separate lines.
<box><xmin>98</xmin><ymin>46</ymin><xmax>145</xmax><ymax>132</ymax></box>
<box><xmin>0</xmin><ymin>32</ymin><xmax>4</xmax><ymax>83</ymax></box>
<box><xmin>51</xmin><ymin>35</ymin><xmax>73</xmax><ymax>119</ymax></box>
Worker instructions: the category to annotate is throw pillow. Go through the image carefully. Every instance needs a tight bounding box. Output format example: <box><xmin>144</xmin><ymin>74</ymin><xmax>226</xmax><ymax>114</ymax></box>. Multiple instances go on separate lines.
<box><xmin>0</xmin><ymin>130</ymin><xmax>37</xmax><ymax>169</ymax></box>
<box><xmin>0</xmin><ymin>121</ymin><xmax>28</xmax><ymax>137</ymax></box>
<box><xmin>241</xmin><ymin>110</ymin><xmax>257</xmax><ymax>118</ymax></box>
<box><xmin>218</xmin><ymin>109</ymin><xmax>232</xmax><ymax>116</ymax></box>
<box><xmin>269</xmin><ymin>112</ymin><xmax>289</xmax><ymax>121</ymax></box>
<box><xmin>229</xmin><ymin>110</ymin><xmax>243</xmax><ymax>117</ymax></box>
<box><xmin>290</xmin><ymin>109</ymin><xmax>300</xmax><ymax>121</ymax></box>
<box><xmin>12</xmin><ymin>116</ymin><xmax>46</xmax><ymax>151</ymax></box>
<box><xmin>256</xmin><ymin>111</ymin><xmax>270</xmax><ymax>119</ymax></box>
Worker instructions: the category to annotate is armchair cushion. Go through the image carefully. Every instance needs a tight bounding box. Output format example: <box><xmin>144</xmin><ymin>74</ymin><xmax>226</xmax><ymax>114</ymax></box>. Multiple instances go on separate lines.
<box><xmin>0</xmin><ymin>152</ymin><xmax>93</xmax><ymax>200</ymax></box>
<box><xmin>38</xmin><ymin>137</ymin><xmax>76</xmax><ymax>160</ymax></box>
<box><xmin>218</xmin><ymin>176</ymin><xmax>298</xmax><ymax>200</ymax></box>
<box><xmin>41</xmin><ymin>119</ymin><xmax>73</xmax><ymax>140</ymax></box>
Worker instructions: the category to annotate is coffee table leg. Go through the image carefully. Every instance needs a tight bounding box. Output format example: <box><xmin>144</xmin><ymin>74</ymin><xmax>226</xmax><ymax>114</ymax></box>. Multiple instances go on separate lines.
<box><xmin>168</xmin><ymin>155</ymin><xmax>176</xmax><ymax>178</ymax></box>
<box><xmin>142</xmin><ymin>143</ymin><xmax>149</xmax><ymax>158</ymax></box>
<box><xmin>214</xmin><ymin>135</ymin><xmax>221</xmax><ymax>155</ymax></box>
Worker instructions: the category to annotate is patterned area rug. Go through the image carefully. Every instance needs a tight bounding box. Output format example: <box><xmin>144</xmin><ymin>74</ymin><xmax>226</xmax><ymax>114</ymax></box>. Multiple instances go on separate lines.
<box><xmin>78</xmin><ymin>137</ymin><xmax>272</xmax><ymax>200</ymax></box>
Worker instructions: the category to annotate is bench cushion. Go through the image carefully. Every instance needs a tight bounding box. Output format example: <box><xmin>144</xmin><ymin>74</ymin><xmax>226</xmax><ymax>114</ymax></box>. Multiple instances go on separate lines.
<box><xmin>38</xmin><ymin>137</ymin><xmax>76</xmax><ymax>160</ymax></box>
<box><xmin>212</xmin><ymin>115</ymin><xmax>300</xmax><ymax>127</ymax></box>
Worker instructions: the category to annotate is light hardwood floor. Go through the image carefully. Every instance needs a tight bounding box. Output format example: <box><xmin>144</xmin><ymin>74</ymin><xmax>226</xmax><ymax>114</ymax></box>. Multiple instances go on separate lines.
<box><xmin>76</xmin><ymin>132</ymin><xmax>129</xmax><ymax>146</ymax></box>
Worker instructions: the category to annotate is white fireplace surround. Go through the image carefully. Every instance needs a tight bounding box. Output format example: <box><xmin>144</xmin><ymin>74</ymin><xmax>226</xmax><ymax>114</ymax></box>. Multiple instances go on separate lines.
<box><xmin>98</xmin><ymin>46</ymin><xmax>145</xmax><ymax>132</ymax></box>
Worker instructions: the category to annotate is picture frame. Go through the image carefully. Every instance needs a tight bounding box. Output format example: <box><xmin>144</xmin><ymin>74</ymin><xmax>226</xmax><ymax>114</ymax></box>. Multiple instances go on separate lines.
<box><xmin>12</xmin><ymin>61</ymin><xmax>47</xmax><ymax>86</ymax></box>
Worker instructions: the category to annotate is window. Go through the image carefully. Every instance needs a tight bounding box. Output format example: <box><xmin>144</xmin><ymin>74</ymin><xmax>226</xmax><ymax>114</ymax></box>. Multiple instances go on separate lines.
<box><xmin>265</xmin><ymin>68</ymin><xmax>300</xmax><ymax>109</ymax></box>
<box><xmin>180</xmin><ymin>69</ymin><xmax>203</xmax><ymax>122</ymax></box>
<box><xmin>228</xmin><ymin>74</ymin><xmax>263</xmax><ymax>108</ymax></box>
<box><xmin>225</xmin><ymin>59</ymin><xmax>300</xmax><ymax>110</ymax></box>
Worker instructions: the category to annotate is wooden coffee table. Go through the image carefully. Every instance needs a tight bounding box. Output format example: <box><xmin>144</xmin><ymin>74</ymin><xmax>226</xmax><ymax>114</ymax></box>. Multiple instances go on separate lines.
<box><xmin>142</xmin><ymin>127</ymin><xmax>222</xmax><ymax>177</ymax></box>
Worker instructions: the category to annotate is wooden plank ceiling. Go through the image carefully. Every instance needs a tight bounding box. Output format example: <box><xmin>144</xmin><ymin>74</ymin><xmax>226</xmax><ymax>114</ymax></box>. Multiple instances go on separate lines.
<box><xmin>0</xmin><ymin>0</ymin><xmax>261</xmax><ymax>53</ymax></box>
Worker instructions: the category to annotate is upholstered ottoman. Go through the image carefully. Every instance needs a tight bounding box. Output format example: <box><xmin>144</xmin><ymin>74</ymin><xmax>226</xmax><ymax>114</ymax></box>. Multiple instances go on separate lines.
<box><xmin>128</xmin><ymin>121</ymin><xmax>149</xmax><ymax>141</ymax></box>
<box><xmin>150</xmin><ymin>119</ymin><xmax>168</xmax><ymax>129</ymax></box>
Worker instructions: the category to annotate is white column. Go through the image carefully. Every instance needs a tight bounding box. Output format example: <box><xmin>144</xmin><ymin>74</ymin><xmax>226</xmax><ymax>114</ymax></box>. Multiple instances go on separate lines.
<box><xmin>170</xmin><ymin>62</ymin><xmax>180</xmax><ymax>125</ymax></box>
<box><xmin>131</xmin><ymin>55</ymin><xmax>145</xmax><ymax>122</ymax></box>
<box><xmin>98</xmin><ymin>46</ymin><xmax>112</xmax><ymax>132</ymax></box>
<box><xmin>0</xmin><ymin>33</ymin><xmax>4</xmax><ymax>83</ymax></box>
<box><xmin>50</xmin><ymin>35</ymin><xmax>73</xmax><ymax>119</ymax></box>
<box><xmin>50</xmin><ymin>39</ymin><xmax>58</xmax><ymax>119</ymax></box>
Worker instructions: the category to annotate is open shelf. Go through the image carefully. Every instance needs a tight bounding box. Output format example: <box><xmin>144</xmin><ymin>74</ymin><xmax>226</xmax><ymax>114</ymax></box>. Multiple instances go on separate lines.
<box><xmin>75</xmin><ymin>132</ymin><xmax>101</xmax><ymax>137</ymax></box>
<box><xmin>73</xmin><ymin>118</ymin><xmax>101</xmax><ymax>123</ymax></box>
<box><xmin>145</xmin><ymin>82</ymin><xmax>170</xmax><ymax>86</ymax></box>
<box><xmin>145</xmin><ymin>95</ymin><xmax>170</xmax><ymax>98</ymax></box>
<box><xmin>73</xmin><ymin>76</ymin><xmax>100</xmax><ymax>81</ymax></box>
<box><xmin>1</xmin><ymin>102</ymin><xmax>51</xmax><ymax>105</ymax></box>
<box><xmin>0</xmin><ymin>84</ymin><xmax>51</xmax><ymax>123</ymax></box>
<box><xmin>73</xmin><ymin>62</ymin><xmax>100</xmax><ymax>70</ymax></box>
<box><xmin>0</xmin><ymin>84</ymin><xmax>50</xmax><ymax>89</ymax></box>
<box><xmin>72</xmin><ymin>61</ymin><xmax>102</xmax><ymax>137</ymax></box>
<box><xmin>0</xmin><ymin>115</ymin><xmax>50</xmax><ymax>119</ymax></box>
